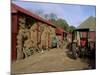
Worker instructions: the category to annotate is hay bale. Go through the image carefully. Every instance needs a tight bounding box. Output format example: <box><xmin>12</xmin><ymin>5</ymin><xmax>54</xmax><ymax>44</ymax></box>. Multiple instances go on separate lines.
<box><xmin>16</xmin><ymin>17</ymin><xmax>26</xmax><ymax>60</ymax></box>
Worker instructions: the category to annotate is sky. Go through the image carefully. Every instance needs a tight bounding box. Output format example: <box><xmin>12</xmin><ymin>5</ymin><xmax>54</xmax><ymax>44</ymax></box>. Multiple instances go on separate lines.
<box><xmin>12</xmin><ymin>1</ymin><xmax>96</xmax><ymax>27</ymax></box>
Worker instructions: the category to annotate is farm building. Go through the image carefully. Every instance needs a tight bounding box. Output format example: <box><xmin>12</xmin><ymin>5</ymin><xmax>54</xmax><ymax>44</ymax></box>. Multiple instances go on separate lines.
<box><xmin>11</xmin><ymin>3</ymin><xmax>57</xmax><ymax>61</ymax></box>
<box><xmin>78</xmin><ymin>16</ymin><xmax>96</xmax><ymax>42</ymax></box>
<box><xmin>66</xmin><ymin>16</ymin><xmax>96</xmax><ymax>50</ymax></box>
<box><xmin>56</xmin><ymin>27</ymin><xmax>67</xmax><ymax>40</ymax></box>
<box><xmin>55</xmin><ymin>27</ymin><xmax>67</xmax><ymax>48</ymax></box>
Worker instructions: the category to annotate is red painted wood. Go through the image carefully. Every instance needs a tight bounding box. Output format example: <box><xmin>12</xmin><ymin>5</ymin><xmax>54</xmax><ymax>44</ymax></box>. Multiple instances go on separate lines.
<box><xmin>55</xmin><ymin>27</ymin><xmax>64</xmax><ymax>35</ymax></box>
<box><xmin>80</xmin><ymin>31</ymin><xmax>95</xmax><ymax>41</ymax></box>
<box><xmin>12</xmin><ymin>33</ymin><xmax>17</xmax><ymax>61</ymax></box>
<box><xmin>80</xmin><ymin>38</ymin><xmax>86</xmax><ymax>47</ymax></box>
<box><xmin>89</xmin><ymin>31</ymin><xmax>95</xmax><ymax>41</ymax></box>
<box><xmin>11</xmin><ymin>14</ymin><xmax>18</xmax><ymax>61</ymax></box>
<box><xmin>12</xmin><ymin>3</ymin><xmax>56</xmax><ymax>28</ymax></box>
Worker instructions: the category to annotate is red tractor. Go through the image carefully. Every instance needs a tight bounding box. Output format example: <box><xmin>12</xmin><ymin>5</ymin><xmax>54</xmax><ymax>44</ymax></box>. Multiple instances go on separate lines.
<box><xmin>66</xmin><ymin>28</ymin><xmax>96</xmax><ymax>69</ymax></box>
<box><xmin>67</xmin><ymin>28</ymin><xmax>95</xmax><ymax>60</ymax></box>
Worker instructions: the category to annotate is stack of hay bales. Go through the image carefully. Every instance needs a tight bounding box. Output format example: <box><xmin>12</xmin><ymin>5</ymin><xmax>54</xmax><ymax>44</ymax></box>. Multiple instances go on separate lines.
<box><xmin>16</xmin><ymin>15</ymin><xmax>56</xmax><ymax>59</ymax></box>
<box><xmin>17</xmin><ymin>16</ymin><xmax>36</xmax><ymax>59</ymax></box>
<box><xmin>23</xmin><ymin>23</ymin><xmax>39</xmax><ymax>57</ymax></box>
<box><xmin>39</xmin><ymin>23</ymin><xmax>49</xmax><ymax>50</ymax></box>
<box><xmin>17</xmin><ymin>16</ymin><xmax>26</xmax><ymax>60</ymax></box>
<box><xmin>30</xmin><ymin>23</ymin><xmax>38</xmax><ymax>49</ymax></box>
<box><xmin>40</xmin><ymin>24</ymin><xmax>56</xmax><ymax>50</ymax></box>
<box><xmin>49</xmin><ymin>26</ymin><xmax>56</xmax><ymax>48</ymax></box>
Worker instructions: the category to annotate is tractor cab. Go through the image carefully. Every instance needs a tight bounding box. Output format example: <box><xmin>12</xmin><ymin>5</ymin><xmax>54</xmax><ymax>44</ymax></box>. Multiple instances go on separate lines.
<box><xmin>72</xmin><ymin>28</ymin><xmax>89</xmax><ymax>58</ymax></box>
<box><xmin>74</xmin><ymin>28</ymin><xmax>89</xmax><ymax>47</ymax></box>
<box><xmin>67</xmin><ymin>28</ymin><xmax>96</xmax><ymax>60</ymax></box>
<box><xmin>66</xmin><ymin>27</ymin><xmax>96</xmax><ymax>68</ymax></box>
<box><xmin>67</xmin><ymin>28</ymin><xmax>89</xmax><ymax>59</ymax></box>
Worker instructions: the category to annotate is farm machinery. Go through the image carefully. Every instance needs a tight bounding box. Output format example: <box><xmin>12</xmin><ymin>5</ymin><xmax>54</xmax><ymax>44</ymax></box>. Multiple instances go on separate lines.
<box><xmin>67</xmin><ymin>28</ymin><xmax>95</xmax><ymax>60</ymax></box>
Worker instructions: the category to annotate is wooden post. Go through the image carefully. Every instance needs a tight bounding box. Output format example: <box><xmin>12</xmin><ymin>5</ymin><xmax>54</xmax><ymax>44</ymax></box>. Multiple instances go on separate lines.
<box><xmin>11</xmin><ymin>13</ymin><xmax>18</xmax><ymax>61</ymax></box>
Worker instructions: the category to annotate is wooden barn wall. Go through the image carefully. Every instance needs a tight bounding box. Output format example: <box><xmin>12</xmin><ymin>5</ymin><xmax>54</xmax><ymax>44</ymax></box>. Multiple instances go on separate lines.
<box><xmin>11</xmin><ymin>13</ymin><xmax>18</xmax><ymax>61</ymax></box>
<box><xmin>12</xmin><ymin>12</ymin><xmax>56</xmax><ymax>60</ymax></box>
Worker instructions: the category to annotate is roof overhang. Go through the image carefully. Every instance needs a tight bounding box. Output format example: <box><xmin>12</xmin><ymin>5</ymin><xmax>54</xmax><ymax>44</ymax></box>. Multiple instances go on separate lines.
<box><xmin>11</xmin><ymin>3</ymin><xmax>56</xmax><ymax>28</ymax></box>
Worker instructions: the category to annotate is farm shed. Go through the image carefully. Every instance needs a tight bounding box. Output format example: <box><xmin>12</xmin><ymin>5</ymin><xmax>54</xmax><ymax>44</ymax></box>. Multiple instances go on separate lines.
<box><xmin>78</xmin><ymin>16</ymin><xmax>96</xmax><ymax>42</ymax></box>
<box><xmin>56</xmin><ymin>27</ymin><xmax>67</xmax><ymax>40</ymax></box>
<box><xmin>11</xmin><ymin>3</ymin><xmax>56</xmax><ymax>61</ymax></box>
<box><xmin>56</xmin><ymin>27</ymin><xmax>64</xmax><ymax>40</ymax></box>
<box><xmin>55</xmin><ymin>27</ymin><xmax>67</xmax><ymax>48</ymax></box>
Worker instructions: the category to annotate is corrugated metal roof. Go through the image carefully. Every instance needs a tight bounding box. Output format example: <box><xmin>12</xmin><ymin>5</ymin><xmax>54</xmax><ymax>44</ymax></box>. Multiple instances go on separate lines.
<box><xmin>11</xmin><ymin>3</ymin><xmax>56</xmax><ymax>28</ymax></box>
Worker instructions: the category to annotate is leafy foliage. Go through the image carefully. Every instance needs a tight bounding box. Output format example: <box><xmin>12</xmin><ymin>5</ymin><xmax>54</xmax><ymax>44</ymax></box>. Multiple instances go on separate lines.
<box><xmin>33</xmin><ymin>11</ymin><xmax>76</xmax><ymax>32</ymax></box>
<box><xmin>68</xmin><ymin>26</ymin><xmax>76</xmax><ymax>32</ymax></box>
<box><xmin>56</xmin><ymin>19</ymin><xmax>69</xmax><ymax>31</ymax></box>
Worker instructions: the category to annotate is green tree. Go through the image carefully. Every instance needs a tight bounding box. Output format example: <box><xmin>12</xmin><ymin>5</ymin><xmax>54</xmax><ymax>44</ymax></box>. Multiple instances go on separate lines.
<box><xmin>49</xmin><ymin>13</ymin><xmax>57</xmax><ymax>20</ymax></box>
<box><xmin>56</xmin><ymin>19</ymin><xmax>69</xmax><ymax>31</ymax></box>
<box><xmin>68</xmin><ymin>26</ymin><xmax>76</xmax><ymax>32</ymax></box>
<box><xmin>33</xmin><ymin>10</ymin><xmax>70</xmax><ymax>32</ymax></box>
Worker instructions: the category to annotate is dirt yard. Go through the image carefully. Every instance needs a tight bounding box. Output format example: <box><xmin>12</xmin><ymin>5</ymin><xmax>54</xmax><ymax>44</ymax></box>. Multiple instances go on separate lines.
<box><xmin>11</xmin><ymin>48</ymin><xmax>89</xmax><ymax>74</ymax></box>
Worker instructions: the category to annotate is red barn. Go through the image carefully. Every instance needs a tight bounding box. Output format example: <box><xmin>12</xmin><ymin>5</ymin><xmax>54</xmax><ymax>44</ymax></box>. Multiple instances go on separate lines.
<box><xmin>11</xmin><ymin>3</ymin><xmax>57</xmax><ymax>61</ymax></box>
<box><xmin>55</xmin><ymin>27</ymin><xmax>64</xmax><ymax>40</ymax></box>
